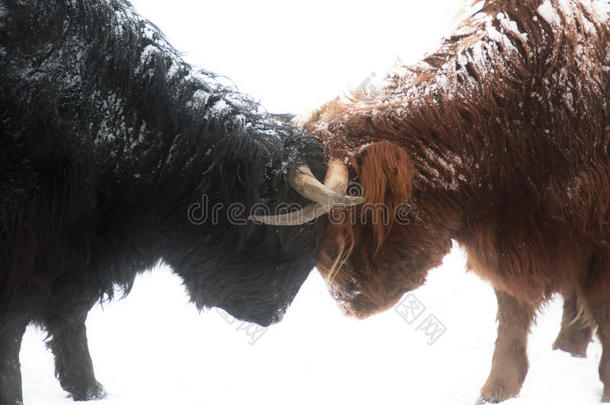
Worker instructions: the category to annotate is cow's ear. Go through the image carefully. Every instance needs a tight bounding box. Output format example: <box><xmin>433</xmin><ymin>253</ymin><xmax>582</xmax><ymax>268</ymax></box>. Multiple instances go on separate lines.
<box><xmin>358</xmin><ymin>140</ymin><xmax>414</xmax><ymax>205</ymax></box>
<box><xmin>358</xmin><ymin>140</ymin><xmax>414</xmax><ymax>250</ymax></box>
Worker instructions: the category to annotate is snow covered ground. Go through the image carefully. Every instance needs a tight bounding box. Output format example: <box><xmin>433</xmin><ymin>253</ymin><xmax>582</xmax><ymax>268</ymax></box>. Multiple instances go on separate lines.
<box><xmin>19</xmin><ymin>1</ymin><xmax>607</xmax><ymax>404</ymax></box>
<box><xmin>21</xmin><ymin>248</ymin><xmax>606</xmax><ymax>405</ymax></box>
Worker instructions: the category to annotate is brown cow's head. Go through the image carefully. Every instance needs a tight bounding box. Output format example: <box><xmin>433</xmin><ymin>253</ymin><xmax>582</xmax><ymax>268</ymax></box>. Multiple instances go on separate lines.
<box><xmin>299</xmin><ymin>98</ymin><xmax>453</xmax><ymax>318</ymax></box>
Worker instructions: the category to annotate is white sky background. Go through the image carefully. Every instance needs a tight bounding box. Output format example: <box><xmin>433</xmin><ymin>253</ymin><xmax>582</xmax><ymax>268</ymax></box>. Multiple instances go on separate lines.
<box><xmin>20</xmin><ymin>2</ymin><xmax>606</xmax><ymax>405</ymax></box>
<box><xmin>129</xmin><ymin>0</ymin><xmax>464</xmax><ymax>113</ymax></box>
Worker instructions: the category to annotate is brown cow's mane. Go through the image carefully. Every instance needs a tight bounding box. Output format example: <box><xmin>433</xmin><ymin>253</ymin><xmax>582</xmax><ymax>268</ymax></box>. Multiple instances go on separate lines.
<box><xmin>304</xmin><ymin>0</ymin><xmax>609</xmax><ymax>317</ymax></box>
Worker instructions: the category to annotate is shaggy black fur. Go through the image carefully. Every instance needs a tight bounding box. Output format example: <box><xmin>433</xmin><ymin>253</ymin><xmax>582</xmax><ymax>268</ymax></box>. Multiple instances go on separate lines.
<box><xmin>0</xmin><ymin>0</ymin><xmax>327</xmax><ymax>403</ymax></box>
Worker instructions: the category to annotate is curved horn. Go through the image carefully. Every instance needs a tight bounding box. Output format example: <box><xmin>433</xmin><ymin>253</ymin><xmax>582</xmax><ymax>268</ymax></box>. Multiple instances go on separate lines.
<box><xmin>288</xmin><ymin>163</ymin><xmax>363</xmax><ymax>207</ymax></box>
<box><xmin>323</xmin><ymin>158</ymin><xmax>350</xmax><ymax>194</ymax></box>
<box><xmin>249</xmin><ymin>203</ymin><xmax>328</xmax><ymax>226</ymax></box>
<box><xmin>249</xmin><ymin>159</ymin><xmax>364</xmax><ymax>226</ymax></box>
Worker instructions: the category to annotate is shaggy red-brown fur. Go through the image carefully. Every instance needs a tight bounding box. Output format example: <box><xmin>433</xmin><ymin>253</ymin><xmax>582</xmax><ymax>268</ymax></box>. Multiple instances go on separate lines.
<box><xmin>305</xmin><ymin>0</ymin><xmax>609</xmax><ymax>401</ymax></box>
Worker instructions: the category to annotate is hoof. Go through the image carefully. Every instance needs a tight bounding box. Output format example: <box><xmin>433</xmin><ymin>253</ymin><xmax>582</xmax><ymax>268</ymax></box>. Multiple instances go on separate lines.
<box><xmin>475</xmin><ymin>396</ymin><xmax>502</xmax><ymax>404</ymax></box>
<box><xmin>552</xmin><ymin>339</ymin><xmax>588</xmax><ymax>358</ymax></box>
<box><xmin>70</xmin><ymin>382</ymin><xmax>107</xmax><ymax>401</ymax></box>
<box><xmin>480</xmin><ymin>381</ymin><xmax>520</xmax><ymax>403</ymax></box>
<box><xmin>476</xmin><ymin>395</ymin><xmax>511</xmax><ymax>404</ymax></box>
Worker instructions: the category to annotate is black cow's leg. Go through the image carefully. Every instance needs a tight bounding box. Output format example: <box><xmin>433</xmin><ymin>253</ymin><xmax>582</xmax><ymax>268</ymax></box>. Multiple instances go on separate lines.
<box><xmin>43</xmin><ymin>297</ymin><xmax>105</xmax><ymax>401</ymax></box>
<box><xmin>479</xmin><ymin>289</ymin><xmax>535</xmax><ymax>403</ymax></box>
<box><xmin>552</xmin><ymin>292</ymin><xmax>592</xmax><ymax>357</ymax></box>
<box><xmin>0</xmin><ymin>313</ymin><xmax>28</xmax><ymax>405</ymax></box>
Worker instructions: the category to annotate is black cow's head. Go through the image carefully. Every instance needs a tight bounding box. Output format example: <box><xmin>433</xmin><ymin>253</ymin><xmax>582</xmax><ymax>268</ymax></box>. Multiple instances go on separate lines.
<box><xmin>161</xmin><ymin>115</ymin><xmax>363</xmax><ymax>326</ymax></box>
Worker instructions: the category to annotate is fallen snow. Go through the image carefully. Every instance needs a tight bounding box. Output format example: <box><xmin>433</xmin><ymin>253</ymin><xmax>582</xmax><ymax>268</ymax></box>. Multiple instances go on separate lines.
<box><xmin>537</xmin><ymin>0</ymin><xmax>561</xmax><ymax>26</ymax></box>
<box><xmin>592</xmin><ymin>0</ymin><xmax>610</xmax><ymax>15</ymax></box>
<box><xmin>20</xmin><ymin>247</ymin><xmax>607</xmax><ymax>405</ymax></box>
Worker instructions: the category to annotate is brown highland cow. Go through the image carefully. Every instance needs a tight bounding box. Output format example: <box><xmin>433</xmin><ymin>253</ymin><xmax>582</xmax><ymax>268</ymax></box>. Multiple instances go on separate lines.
<box><xmin>256</xmin><ymin>0</ymin><xmax>609</xmax><ymax>402</ymax></box>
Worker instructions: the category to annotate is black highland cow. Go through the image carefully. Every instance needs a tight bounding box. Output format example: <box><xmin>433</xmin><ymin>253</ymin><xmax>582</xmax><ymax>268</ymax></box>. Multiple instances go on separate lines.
<box><xmin>0</xmin><ymin>1</ymin><xmax>360</xmax><ymax>403</ymax></box>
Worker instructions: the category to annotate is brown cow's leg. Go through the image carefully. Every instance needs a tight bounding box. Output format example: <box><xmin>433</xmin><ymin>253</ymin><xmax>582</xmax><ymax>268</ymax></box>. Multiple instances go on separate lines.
<box><xmin>552</xmin><ymin>292</ymin><xmax>592</xmax><ymax>357</ymax></box>
<box><xmin>479</xmin><ymin>290</ymin><xmax>535</xmax><ymax>403</ymax></box>
<box><xmin>0</xmin><ymin>312</ymin><xmax>28</xmax><ymax>405</ymax></box>
<box><xmin>43</xmin><ymin>297</ymin><xmax>105</xmax><ymax>401</ymax></box>
<box><xmin>581</xmin><ymin>253</ymin><xmax>610</xmax><ymax>402</ymax></box>
<box><xmin>588</xmin><ymin>299</ymin><xmax>610</xmax><ymax>402</ymax></box>
<box><xmin>598</xmin><ymin>323</ymin><xmax>610</xmax><ymax>402</ymax></box>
